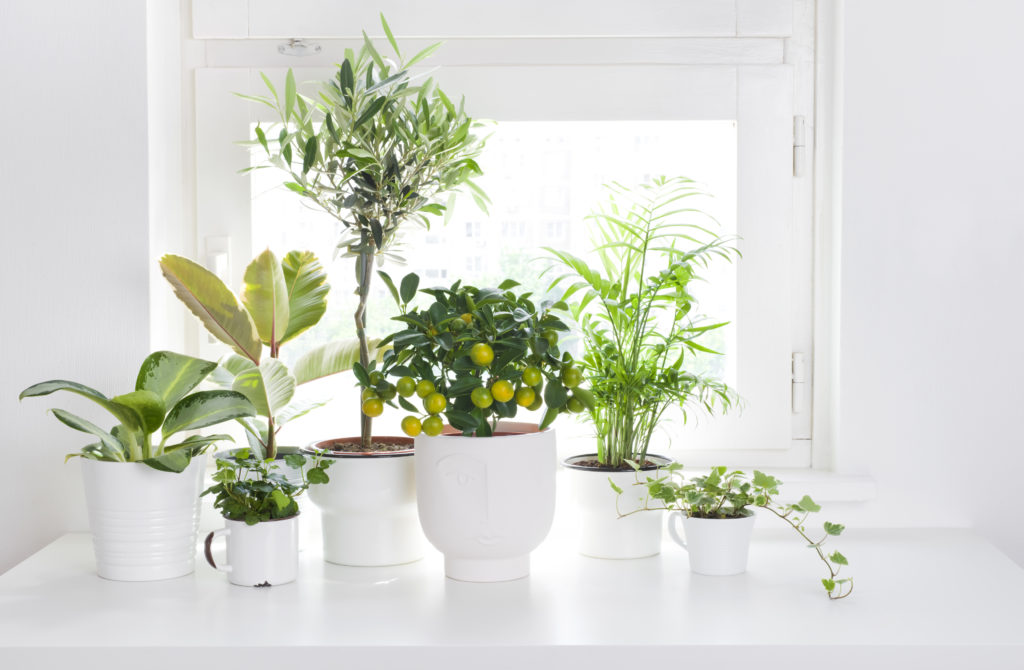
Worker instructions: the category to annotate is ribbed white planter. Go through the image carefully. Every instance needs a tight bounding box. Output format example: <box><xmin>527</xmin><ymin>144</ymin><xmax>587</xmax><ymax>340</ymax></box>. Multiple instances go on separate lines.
<box><xmin>416</xmin><ymin>422</ymin><xmax>556</xmax><ymax>582</ymax></box>
<box><xmin>304</xmin><ymin>437</ymin><xmax>425</xmax><ymax>567</ymax></box>
<box><xmin>204</xmin><ymin>515</ymin><xmax>299</xmax><ymax>586</ymax></box>
<box><xmin>667</xmin><ymin>511</ymin><xmax>756</xmax><ymax>576</ymax></box>
<box><xmin>80</xmin><ymin>457</ymin><xmax>205</xmax><ymax>581</ymax></box>
<box><xmin>563</xmin><ymin>453</ymin><xmax>673</xmax><ymax>559</ymax></box>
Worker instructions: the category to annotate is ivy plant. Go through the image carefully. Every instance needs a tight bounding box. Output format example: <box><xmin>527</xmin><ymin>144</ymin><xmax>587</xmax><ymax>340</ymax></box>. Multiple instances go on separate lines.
<box><xmin>19</xmin><ymin>351</ymin><xmax>255</xmax><ymax>472</ymax></box>
<box><xmin>203</xmin><ymin>448</ymin><xmax>331</xmax><ymax>525</ymax></box>
<box><xmin>355</xmin><ymin>273</ymin><xmax>586</xmax><ymax>437</ymax></box>
<box><xmin>243</xmin><ymin>14</ymin><xmax>488</xmax><ymax>448</ymax></box>
<box><xmin>615</xmin><ymin>464</ymin><xmax>854</xmax><ymax>599</ymax></box>
<box><xmin>545</xmin><ymin>176</ymin><xmax>739</xmax><ymax>469</ymax></box>
<box><xmin>160</xmin><ymin>249</ymin><xmax>363</xmax><ymax>459</ymax></box>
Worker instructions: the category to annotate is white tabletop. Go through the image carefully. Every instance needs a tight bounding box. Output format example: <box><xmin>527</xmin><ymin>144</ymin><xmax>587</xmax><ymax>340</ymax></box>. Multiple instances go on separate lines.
<box><xmin>1</xmin><ymin>524</ymin><xmax>1023</xmax><ymax>669</ymax></box>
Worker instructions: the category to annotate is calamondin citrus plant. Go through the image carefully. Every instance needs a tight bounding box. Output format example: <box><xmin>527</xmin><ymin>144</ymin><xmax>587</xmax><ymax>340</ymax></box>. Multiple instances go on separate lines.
<box><xmin>356</xmin><ymin>272</ymin><xmax>587</xmax><ymax>437</ymax></box>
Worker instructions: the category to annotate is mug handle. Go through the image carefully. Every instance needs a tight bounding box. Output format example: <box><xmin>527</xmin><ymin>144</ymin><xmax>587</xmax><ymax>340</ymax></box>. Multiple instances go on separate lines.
<box><xmin>203</xmin><ymin>528</ymin><xmax>233</xmax><ymax>573</ymax></box>
<box><xmin>666</xmin><ymin>511</ymin><xmax>688</xmax><ymax>551</ymax></box>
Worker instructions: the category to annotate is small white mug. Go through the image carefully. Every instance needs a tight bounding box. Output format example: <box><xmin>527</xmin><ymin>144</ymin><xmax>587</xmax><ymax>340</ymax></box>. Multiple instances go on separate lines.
<box><xmin>667</xmin><ymin>510</ymin><xmax>756</xmax><ymax>576</ymax></box>
<box><xmin>204</xmin><ymin>515</ymin><xmax>299</xmax><ymax>587</ymax></box>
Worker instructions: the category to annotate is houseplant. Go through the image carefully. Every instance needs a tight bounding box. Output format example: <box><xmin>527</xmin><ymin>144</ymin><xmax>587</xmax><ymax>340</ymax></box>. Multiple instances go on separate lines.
<box><xmin>360</xmin><ymin>273</ymin><xmax>579</xmax><ymax>581</ymax></box>
<box><xmin>246</xmin><ymin>17</ymin><xmax>487</xmax><ymax>566</ymax></box>
<box><xmin>617</xmin><ymin>464</ymin><xmax>854</xmax><ymax>599</ymax></box>
<box><xmin>19</xmin><ymin>351</ymin><xmax>256</xmax><ymax>580</ymax></box>
<box><xmin>202</xmin><ymin>448</ymin><xmax>331</xmax><ymax>587</ymax></box>
<box><xmin>546</xmin><ymin>176</ymin><xmax>739</xmax><ymax>559</ymax></box>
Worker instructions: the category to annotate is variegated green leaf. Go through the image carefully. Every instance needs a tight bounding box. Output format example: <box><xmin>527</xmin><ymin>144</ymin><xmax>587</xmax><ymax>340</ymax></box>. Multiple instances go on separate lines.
<box><xmin>162</xmin><ymin>390</ymin><xmax>256</xmax><ymax>438</ymax></box>
<box><xmin>279</xmin><ymin>250</ymin><xmax>329</xmax><ymax>345</ymax></box>
<box><xmin>159</xmin><ymin>254</ymin><xmax>262</xmax><ymax>363</ymax></box>
<box><xmin>232</xmin><ymin>358</ymin><xmax>295</xmax><ymax>418</ymax></box>
<box><xmin>136</xmin><ymin>350</ymin><xmax>217</xmax><ymax>409</ymax></box>
<box><xmin>111</xmin><ymin>390</ymin><xmax>165</xmax><ymax>435</ymax></box>
<box><xmin>20</xmin><ymin>380</ymin><xmax>142</xmax><ymax>432</ymax></box>
<box><xmin>49</xmin><ymin>409</ymin><xmax>126</xmax><ymax>461</ymax></box>
<box><xmin>242</xmin><ymin>249</ymin><xmax>289</xmax><ymax>348</ymax></box>
<box><xmin>208</xmin><ymin>354</ymin><xmax>258</xmax><ymax>388</ymax></box>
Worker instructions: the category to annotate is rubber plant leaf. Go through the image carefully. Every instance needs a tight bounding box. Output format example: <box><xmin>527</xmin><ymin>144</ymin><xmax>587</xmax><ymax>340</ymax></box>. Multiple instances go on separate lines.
<box><xmin>278</xmin><ymin>250</ymin><xmax>329</xmax><ymax>345</ymax></box>
<box><xmin>208</xmin><ymin>354</ymin><xmax>257</xmax><ymax>389</ymax></box>
<box><xmin>162</xmin><ymin>390</ymin><xmax>257</xmax><ymax>439</ymax></box>
<box><xmin>292</xmin><ymin>338</ymin><xmax>376</xmax><ymax>385</ymax></box>
<box><xmin>159</xmin><ymin>254</ymin><xmax>262</xmax><ymax>364</ymax></box>
<box><xmin>232</xmin><ymin>358</ymin><xmax>296</xmax><ymax>419</ymax></box>
<box><xmin>242</xmin><ymin>249</ymin><xmax>290</xmax><ymax>349</ymax></box>
<box><xmin>136</xmin><ymin>350</ymin><xmax>217</xmax><ymax>410</ymax></box>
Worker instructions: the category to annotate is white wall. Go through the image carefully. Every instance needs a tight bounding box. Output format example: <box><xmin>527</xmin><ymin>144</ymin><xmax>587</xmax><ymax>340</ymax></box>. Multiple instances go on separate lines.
<box><xmin>0</xmin><ymin>1</ymin><xmax>150</xmax><ymax>572</ymax></box>
<box><xmin>838</xmin><ymin>0</ymin><xmax>1024</xmax><ymax>563</ymax></box>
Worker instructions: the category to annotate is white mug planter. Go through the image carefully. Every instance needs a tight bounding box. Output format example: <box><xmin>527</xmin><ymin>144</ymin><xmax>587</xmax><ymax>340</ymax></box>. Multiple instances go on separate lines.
<box><xmin>563</xmin><ymin>453</ymin><xmax>673</xmax><ymax>559</ymax></box>
<box><xmin>304</xmin><ymin>437</ymin><xmax>425</xmax><ymax>567</ymax></box>
<box><xmin>416</xmin><ymin>421</ymin><xmax>556</xmax><ymax>582</ymax></box>
<box><xmin>204</xmin><ymin>515</ymin><xmax>299</xmax><ymax>587</ymax></box>
<box><xmin>667</xmin><ymin>510</ymin><xmax>756</xmax><ymax>576</ymax></box>
<box><xmin>81</xmin><ymin>456</ymin><xmax>205</xmax><ymax>581</ymax></box>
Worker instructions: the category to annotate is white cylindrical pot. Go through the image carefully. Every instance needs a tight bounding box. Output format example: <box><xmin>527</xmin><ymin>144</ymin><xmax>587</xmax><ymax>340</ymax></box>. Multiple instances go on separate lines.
<box><xmin>416</xmin><ymin>422</ymin><xmax>556</xmax><ymax>582</ymax></box>
<box><xmin>667</xmin><ymin>510</ymin><xmax>756</xmax><ymax>576</ymax></box>
<box><xmin>81</xmin><ymin>457</ymin><xmax>205</xmax><ymax>581</ymax></box>
<box><xmin>204</xmin><ymin>515</ymin><xmax>299</xmax><ymax>586</ymax></box>
<box><xmin>305</xmin><ymin>437</ymin><xmax>425</xmax><ymax>566</ymax></box>
<box><xmin>563</xmin><ymin>453</ymin><xmax>673</xmax><ymax>559</ymax></box>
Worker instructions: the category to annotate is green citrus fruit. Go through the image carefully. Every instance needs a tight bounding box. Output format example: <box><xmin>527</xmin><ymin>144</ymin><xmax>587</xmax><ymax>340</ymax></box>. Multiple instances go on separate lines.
<box><xmin>522</xmin><ymin>366</ymin><xmax>542</xmax><ymax>386</ymax></box>
<box><xmin>416</xmin><ymin>379</ymin><xmax>436</xmax><ymax>398</ymax></box>
<box><xmin>396</xmin><ymin>376</ymin><xmax>417</xmax><ymax>397</ymax></box>
<box><xmin>422</xmin><ymin>416</ymin><xmax>444</xmax><ymax>436</ymax></box>
<box><xmin>369</xmin><ymin>371</ymin><xmax>383</xmax><ymax>385</ymax></box>
<box><xmin>401</xmin><ymin>416</ymin><xmax>422</xmax><ymax>437</ymax></box>
<box><xmin>491</xmin><ymin>380</ymin><xmax>515</xmax><ymax>403</ymax></box>
<box><xmin>377</xmin><ymin>384</ymin><xmax>397</xmax><ymax>401</ymax></box>
<box><xmin>361</xmin><ymin>398</ymin><xmax>384</xmax><ymax>418</ymax></box>
<box><xmin>526</xmin><ymin>394</ymin><xmax>544</xmax><ymax>411</ymax></box>
<box><xmin>542</xmin><ymin>330</ymin><xmax>559</xmax><ymax>347</ymax></box>
<box><xmin>515</xmin><ymin>386</ymin><xmax>536</xmax><ymax>408</ymax></box>
<box><xmin>424</xmin><ymin>392</ymin><xmax>447</xmax><ymax>415</ymax></box>
<box><xmin>471</xmin><ymin>387</ymin><xmax>494</xmax><ymax>408</ymax></box>
<box><xmin>566</xmin><ymin>396</ymin><xmax>585</xmax><ymax>413</ymax></box>
<box><xmin>562</xmin><ymin>367</ymin><xmax>583</xmax><ymax>388</ymax></box>
<box><xmin>470</xmin><ymin>342</ymin><xmax>495</xmax><ymax>366</ymax></box>
<box><xmin>361</xmin><ymin>388</ymin><xmax>378</xmax><ymax>402</ymax></box>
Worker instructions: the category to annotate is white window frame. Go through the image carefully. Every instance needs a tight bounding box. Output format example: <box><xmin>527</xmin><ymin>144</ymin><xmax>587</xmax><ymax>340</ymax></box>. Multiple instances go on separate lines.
<box><xmin>180</xmin><ymin>0</ymin><xmax>818</xmax><ymax>468</ymax></box>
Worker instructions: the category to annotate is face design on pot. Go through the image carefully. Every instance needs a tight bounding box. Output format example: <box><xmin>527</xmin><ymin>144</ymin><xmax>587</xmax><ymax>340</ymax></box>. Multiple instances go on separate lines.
<box><xmin>435</xmin><ymin>454</ymin><xmax>505</xmax><ymax>547</ymax></box>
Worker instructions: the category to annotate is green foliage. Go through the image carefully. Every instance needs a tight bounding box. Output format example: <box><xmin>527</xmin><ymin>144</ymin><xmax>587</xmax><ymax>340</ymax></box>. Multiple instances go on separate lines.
<box><xmin>621</xmin><ymin>464</ymin><xmax>854</xmax><ymax>600</ymax></box>
<box><xmin>19</xmin><ymin>352</ymin><xmax>254</xmax><ymax>472</ymax></box>
<box><xmin>161</xmin><ymin>250</ymin><xmax>360</xmax><ymax>458</ymax></box>
<box><xmin>544</xmin><ymin>177</ymin><xmax>740</xmax><ymax>468</ymax></box>
<box><xmin>202</xmin><ymin>448</ymin><xmax>332</xmax><ymax>525</ymax></box>
<box><xmin>244</xmin><ymin>16</ymin><xmax>488</xmax><ymax>449</ymax></box>
<box><xmin>361</xmin><ymin>273</ymin><xmax>580</xmax><ymax>437</ymax></box>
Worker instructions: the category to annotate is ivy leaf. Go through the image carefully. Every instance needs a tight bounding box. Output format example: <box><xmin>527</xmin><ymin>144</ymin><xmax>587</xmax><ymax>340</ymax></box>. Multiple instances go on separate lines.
<box><xmin>822</xmin><ymin>578</ymin><xmax>836</xmax><ymax>593</ymax></box>
<box><xmin>824</xmin><ymin>521</ymin><xmax>845</xmax><ymax>536</ymax></box>
<box><xmin>307</xmin><ymin>467</ymin><xmax>330</xmax><ymax>485</ymax></box>
<box><xmin>829</xmin><ymin>551</ymin><xmax>848</xmax><ymax>566</ymax></box>
<box><xmin>792</xmin><ymin>495</ymin><xmax>822</xmax><ymax>513</ymax></box>
<box><xmin>608</xmin><ymin>477</ymin><xmax>623</xmax><ymax>494</ymax></box>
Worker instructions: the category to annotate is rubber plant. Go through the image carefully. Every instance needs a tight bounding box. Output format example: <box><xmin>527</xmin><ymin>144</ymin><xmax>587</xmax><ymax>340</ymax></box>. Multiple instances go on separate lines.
<box><xmin>243</xmin><ymin>14</ymin><xmax>488</xmax><ymax>448</ymax></box>
<box><xmin>545</xmin><ymin>176</ymin><xmax>740</xmax><ymax>469</ymax></box>
<box><xmin>355</xmin><ymin>273</ymin><xmax>584</xmax><ymax>437</ymax></box>
<box><xmin>160</xmin><ymin>249</ymin><xmax>362</xmax><ymax>459</ymax></box>
<box><xmin>19</xmin><ymin>351</ymin><xmax>255</xmax><ymax>472</ymax></box>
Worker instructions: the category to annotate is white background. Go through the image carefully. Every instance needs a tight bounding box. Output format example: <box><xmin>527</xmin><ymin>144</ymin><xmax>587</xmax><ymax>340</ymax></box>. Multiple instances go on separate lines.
<box><xmin>1</xmin><ymin>0</ymin><xmax>1022</xmax><ymax>573</ymax></box>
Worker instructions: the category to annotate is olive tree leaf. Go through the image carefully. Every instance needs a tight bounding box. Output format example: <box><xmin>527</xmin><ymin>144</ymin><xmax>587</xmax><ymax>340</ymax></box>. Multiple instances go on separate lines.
<box><xmin>279</xmin><ymin>250</ymin><xmax>329</xmax><ymax>345</ymax></box>
<box><xmin>242</xmin><ymin>249</ymin><xmax>290</xmax><ymax>348</ymax></box>
<box><xmin>160</xmin><ymin>254</ymin><xmax>262</xmax><ymax>363</ymax></box>
<box><xmin>135</xmin><ymin>350</ymin><xmax>217</xmax><ymax>409</ymax></box>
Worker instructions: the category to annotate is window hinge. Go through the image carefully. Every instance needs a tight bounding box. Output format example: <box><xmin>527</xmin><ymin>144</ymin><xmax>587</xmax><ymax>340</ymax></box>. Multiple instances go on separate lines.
<box><xmin>791</xmin><ymin>351</ymin><xmax>807</xmax><ymax>414</ymax></box>
<box><xmin>792</xmin><ymin>115</ymin><xmax>806</xmax><ymax>177</ymax></box>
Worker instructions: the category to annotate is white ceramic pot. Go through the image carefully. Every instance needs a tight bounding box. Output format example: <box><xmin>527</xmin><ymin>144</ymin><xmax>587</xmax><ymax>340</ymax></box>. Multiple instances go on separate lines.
<box><xmin>416</xmin><ymin>421</ymin><xmax>556</xmax><ymax>582</ymax></box>
<box><xmin>203</xmin><ymin>515</ymin><xmax>299</xmax><ymax>586</ymax></box>
<box><xmin>80</xmin><ymin>457</ymin><xmax>205</xmax><ymax>581</ymax></box>
<box><xmin>667</xmin><ymin>510</ymin><xmax>756</xmax><ymax>576</ymax></box>
<box><xmin>563</xmin><ymin>453</ymin><xmax>673</xmax><ymax>559</ymax></box>
<box><xmin>304</xmin><ymin>437</ymin><xmax>425</xmax><ymax>566</ymax></box>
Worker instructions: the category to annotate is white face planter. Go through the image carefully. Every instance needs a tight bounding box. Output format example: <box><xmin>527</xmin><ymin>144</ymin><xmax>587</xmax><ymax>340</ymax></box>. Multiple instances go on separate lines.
<box><xmin>415</xmin><ymin>422</ymin><xmax>556</xmax><ymax>582</ymax></box>
<box><xmin>667</xmin><ymin>510</ymin><xmax>756</xmax><ymax>576</ymax></box>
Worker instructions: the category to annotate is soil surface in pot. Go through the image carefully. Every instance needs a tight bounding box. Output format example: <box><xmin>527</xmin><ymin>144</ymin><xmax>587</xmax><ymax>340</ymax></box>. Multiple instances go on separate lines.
<box><xmin>318</xmin><ymin>439</ymin><xmax>412</xmax><ymax>454</ymax></box>
<box><xmin>569</xmin><ymin>458</ymin><xmax>664</xmax><ymax>470</ymax></box>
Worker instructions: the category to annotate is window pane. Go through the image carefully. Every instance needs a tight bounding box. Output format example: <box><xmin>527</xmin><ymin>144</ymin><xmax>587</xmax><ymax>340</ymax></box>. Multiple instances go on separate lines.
<box><xmin>251</xmin><ymin>120</ymin><xmax>736</xmax><ymax>454</ymax></box>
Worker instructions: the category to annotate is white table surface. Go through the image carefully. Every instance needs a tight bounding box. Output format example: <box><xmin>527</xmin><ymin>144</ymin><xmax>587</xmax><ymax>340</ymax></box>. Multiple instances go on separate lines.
<box><xmin>2</xmin><ymin>523</ymin><xmax>1023</xmax><ymax>669</ymax></box>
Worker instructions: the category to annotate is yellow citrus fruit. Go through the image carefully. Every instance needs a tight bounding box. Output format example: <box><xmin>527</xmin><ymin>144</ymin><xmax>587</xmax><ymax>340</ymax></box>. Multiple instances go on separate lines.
<box><xmin>471</xmin><ymin>387</ymin><xmax>493</xmax><ymax>408</ymax></box>
<box><xmin>361</xmin><ymin>388</ymin><xmax>378</xmax><ymax>402</ymax></box>
<box><xmin>396</xmin><ymin>376</ymin><xmax>417</xmax><ymax>397</ymax></box>
<box><xmin>424</xmin><ymin>392</ymin><xmax>447</xmax><ymax>415</ymax></box>
<box><xmin>460</xmin><ymin>313</ymin><xmax>473</xmax><ymax>324</ymax></box>
<box><xmin>470</xmin><ymin>343</ymin><xmax>494</xmax><ymax>366</ymax></box>
<box><xmin>562</xmin><ymin>366</ymin><xmax>583</xmax><ymax>388</ymax></box>
<box><xmin>361</xmin><ymin>398</ymin><xmax>384</xmax><ymax>418</ymax></box>
<box><xmin>515</xmin><ymin>386</ymin><xmax>536</xmax><ymax>407</ymax></box>
<box><xmin>522</xmin><ymin>366</ymin><xmax>542</xmax><ymax>387</ymax></box>
<box><xmin>401</xmin><ymin>416</ymin><xmax>422</xmax><ymax>437</ymax></box>
<box><xmin>491</xmin><ymin>380</ymin><xmax>515</xmax><ymax>403</ymax></box>
<box><xmin>416</xmin><ymin>379</ymin><xmax>436</xmax><ymax>398</ymax></box>
<box><xmin>422</xmin><ymin>415</ymin><xmax>444</xmax><ymax>436</ymax></box>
